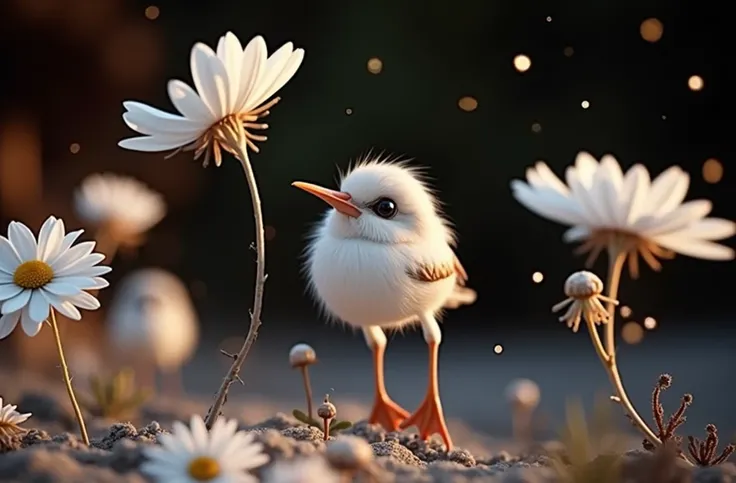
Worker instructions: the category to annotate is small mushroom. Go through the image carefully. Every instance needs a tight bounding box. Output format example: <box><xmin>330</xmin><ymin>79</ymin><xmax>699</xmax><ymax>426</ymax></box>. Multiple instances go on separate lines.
<box><xmin>318</xmin><ymin>394</ymin><xmax>337</xmax><ymax>441</ymax></box>
<box><xmin>326</xmin><ymin>435</ymin><xmax>376</xmax><ymax>481</ymax></box>
<box><xmin>289</xmin><ymin>343</ymin><xmax>317</xmax><ymax>420</ymax></box>
<box><xmin>505</xmin><ymin>378</ymin><xmax>540</xmax><ymax>443</ymax></box>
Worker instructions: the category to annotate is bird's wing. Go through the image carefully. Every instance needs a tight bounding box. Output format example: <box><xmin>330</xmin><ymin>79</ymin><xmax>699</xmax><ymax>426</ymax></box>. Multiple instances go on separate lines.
<box><xmin>406</xmin><ymin>252</ymin><xmax>468</xmax><ymax>284</ymax></box>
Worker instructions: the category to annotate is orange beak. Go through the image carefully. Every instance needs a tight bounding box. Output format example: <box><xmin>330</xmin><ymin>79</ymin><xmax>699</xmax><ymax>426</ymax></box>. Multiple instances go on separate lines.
<box><xmin>291</xmin><ymin>181</ymin><xmax>362</xmax><ymax>218</ymax></box>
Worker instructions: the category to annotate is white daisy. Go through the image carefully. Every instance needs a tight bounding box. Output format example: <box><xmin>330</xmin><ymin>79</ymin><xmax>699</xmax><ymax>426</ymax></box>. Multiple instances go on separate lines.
<box><xmin>0</xmin><ymin>216</ymin><xmax>111</xmax><ymax>339</ymax></box>
<box><xmin>141</xmin><ymin>415</ymin><xmax>269</xmax><ymax>483</ymax></box>
<box><xmin>261</xmin><ymin>457</ymin><xmax>341</xmax><ymax>483</ymax></box>
<box><xmin>118</xmin><ymin>31</ymin><xmax>304</xmax><ymax>168</ymax></box>
<box><xmin>74</xmin><ymin>173</ymin><xmax>166</xmax><ymax>247</ymax></box>
<box><xmin>0</xmin><ymin>397</ymin><xmax>31</xmax><ymax>430</ymax></box>
<box><xmin>511</xmin><ymin>152</ymin><xmax>736</xmax><ymax>277</ymax></box>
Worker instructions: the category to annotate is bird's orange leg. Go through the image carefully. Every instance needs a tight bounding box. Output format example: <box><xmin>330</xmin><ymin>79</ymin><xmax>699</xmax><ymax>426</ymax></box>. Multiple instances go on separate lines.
<box><xmin>400</xmin><ymin>340</ymin><xmax>453</xmax><ymax>450</ymax></box>
<box><xmin>368</xmin><ymin>342</ymin><xmax>410</xmax><ymax>431</ymax></box>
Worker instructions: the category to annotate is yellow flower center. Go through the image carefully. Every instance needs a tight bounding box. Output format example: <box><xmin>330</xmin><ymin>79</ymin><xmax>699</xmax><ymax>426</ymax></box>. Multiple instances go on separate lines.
<box><xmin>187</xmin><ymin>456</ymin><xmax>220</xmax><ymax>481</ymax></box>
<box><xmin>13</xmin><ymin>260</ymin><xmax>54</xmax><ymax>289</ymax></box>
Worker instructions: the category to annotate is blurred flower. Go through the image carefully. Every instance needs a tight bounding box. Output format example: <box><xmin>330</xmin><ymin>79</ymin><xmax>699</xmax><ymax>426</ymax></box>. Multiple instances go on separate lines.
<box><xmin>74</xmin><ymin>173</ymin><xmax>166</xmax><ymax>249</ymax></box>
<box><xmin>262</xmin><ymin>457</ymin><xmax>341</xmax><ymax>483</ymax></box>
<box><xmin>141</xmin><ymin>415</ymin><xmax>268</xmax><ymax>483</ymax></box>
<box><xmin>108</xmin><ymin>268</ymin><xmax>199</xmax><ymax>372</ymax></box>
<box><xmin>511</xmin><ymin>153</ymin><xmax>736</xmax><ymax>277</ymax></box>
<box><xmin>0</xmin><ymin>216</ymin><xmax>111</xmax><ymax>338</ymax></box>
<box><xmin>552</xmin><ymin>271</ymin><xmax>618</xmax><ymax>333</ymax></box>
<box><xmin>118</xmin><ymin>31</ymin><xmax>305</xmax><ymax>167</ymax></box>
<box><xmin>505</xmin><ymin>378</ymin><xmax>541</xmax><ymax>410</ymax></box>
<box><xmin>0</xmin><ymin>396</ymin><xmax>31</xmax><ymax>440</ymax></box>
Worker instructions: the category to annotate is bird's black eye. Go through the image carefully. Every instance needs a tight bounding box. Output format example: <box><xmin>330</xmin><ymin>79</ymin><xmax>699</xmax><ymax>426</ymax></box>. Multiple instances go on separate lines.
<box><xmin>371</xmin><ymin>197</ymin><xmax>398</xmax><ymax>219</ymax></box>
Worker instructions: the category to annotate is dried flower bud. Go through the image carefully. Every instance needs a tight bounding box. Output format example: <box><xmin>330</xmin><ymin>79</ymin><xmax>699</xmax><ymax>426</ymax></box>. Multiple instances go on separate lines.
<box><xmin>706</xmin><ymin>424</ymin><xmax>717</xmax><ymax>434</ymax></box>
<box><xmin>326</xmin><ymin>435</ymin><xmax>374</xmax><ymax>471</ymax></box>
<box><xmin>682</xmin><ymin>394</ymin><xmax>693</xmax><ymax>405</ymax></box>
<box><xmin>564</xmin><ymin>271</ymin><xmax>603</xmax><ymax>299</ymax></box>
<box><xmin>504</xmin><ymin>379</ymin><xmax>541</xmax><ymax>409</ymax></box>
<box><xmin>657</xmin><ymin>374</ymin><xmax>672</xmax><ymax>389</ymax></box>
<box><xmin>318</xmin><ymin>395</ymin><xmax>337</xmax><ymax>420</ymax></box>
<box><xmin>289</xmin><ymin>343</ymin><xmax>317</xmax><ymax>368</ymax></box>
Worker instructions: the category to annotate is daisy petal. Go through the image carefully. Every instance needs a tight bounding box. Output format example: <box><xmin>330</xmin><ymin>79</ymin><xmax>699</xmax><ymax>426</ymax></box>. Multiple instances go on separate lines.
<box><xmin>671</xmin><ymin>218</ymin><xmax>736</xmax><ymax>241</ymax></box>
<box><xmin>47</xmin><ymin>230</ymin><xmax>84</xmax><ymax>266</ymax></box>
<box><xmin>49</xmin><ymin>241</ymin><xmax>96</xmax><ymax>273</ymax></box>
<box><xmin>190</xmin><ymin>43</ymin><xmax>230</xmax><ymax>119</ymax></box>
<box><xmin>42</xmin><ymin>282</ymin><xmax>82</xmax><ymax>297</ymax></box>
<box><xmin>118</xmin><ymin>134</ymin><xmax>198</xmax><ymax>153</ymax></box>
<box><xmin>637</xmin><ymin>199</ymin><xmax>713</xmax><ymax>236</ymax></box>
<box><xmin>41</xmin><ymin>291</ymin><xmax>82</xmax><ymax>320</ymax></box>
<box><xmin>20</xmin><ymin>305</ymin><xmax>43</xmax><ymax>337</ymax></box>
<box><xmin>0</xmin><ymin>236</ymin><xmax>21</xmax><ymax>274</ymax></box>
<box><xmin>0</xmin><ymin>284</ymin><xmax>23</xmax><ymax>301</ymax></box>
<box><xmin>66</xmin><ymin>291</ymin><xmax>100</xmax><ymax>311</ymax></box>
<box><xmin>8</xmin><ymin>222</ymin><xmax>37</xmax><ymax>261</ymax></box>
<box><xmin>0</xmin><ymin>311</ymin><xmax>20</xmax><ymax>339</ymax></box>
<box><xmin>54</xmin><ymin>276</ymin><xmax>108</xmax><ymax>290</ymax></box>
<box><xmin>511</xmin><ymin>181</ymin><xmax>586</xmax><ymax>225</ymax></box>
<box><xmin>167</xmin><ymin>80</ymin><xmax>213</xmax><ymax>124</ymax></box>
<box><xmin>234</xmin><ymin>35</ymin><xmax>267</xmax><ymax>112</ymax></box>
<box><xmin>122</xmin><ymin>101</ymin><xmax>205</xmax><ymax>136</ymax></box>
<box><xmin>27</xmin><ymin>291</ymin><xmax>50</xmax><ymax>323</ymax></box>
<box><xmin>2</xmin><ymin>289</ymin><xmax>31</xmax><ymax>314</ymax></box>
<box><xmin>653</xmin><ymin>234</ymin><xmax>734</xmax><ymax>260</ymax></box>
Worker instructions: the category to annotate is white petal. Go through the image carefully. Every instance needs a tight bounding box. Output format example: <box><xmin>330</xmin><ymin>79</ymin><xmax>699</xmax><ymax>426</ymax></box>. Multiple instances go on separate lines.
<box><xmin>572</xmin><ymin>152</ymin><xmax>599</xmax><ymax>188</ymax></box>
<box><xmin>66</xmin><ymin>291</ymin><xmax>100</xmax><ymax>311</ymax></box>
<box><xmin>671</xmin><ymin>218</ymin><xmax>736</xmax><ymax>241</ymax></box>
<box><xmin>619</xmin><ymin>164</ymin><xmax>651</xmax><ymax>225</ymax></box>
<box><xmin>591</xmin><ymin>166</ymin><xmax>618</xmax><ymax>227</ymax></box>
<box><xmin>50</xmin><ymin>241</ymin><xmax>95</xmax><ymax>273</ymax></box>
<box><xmin>0</xmin><ymin>284</ymin><xmax>23</xmax><ymax>301</ymax></box>
<box><xmin>20</xmin><ymin>305</ymin><xmax>43</xmax><ymax>337</ymax></box>
<box><xmin>122</xmin><ymin>101</ymin><xmax>206</xmax><ymax>136</ymax></box>
<box><xmin>647</xmin><ymin>166</ymin><xmax>689</xmax><ymax>216</ymax></box>
<box><xmin>55</xmin><ymin>255</ymin><xmax>106</xmax><ymax>278</ymax></box>
<box><xmin>37</xmin><ymin>217</ymin><xmax>65</xmax><ymax>262</ymax></box>
<box><xmin>244</xmin><ymin>44</ymin><xmax>304</xmax><ymax>112</ymax></box>
<box><xmin>0</xmin><ymin>236</ymin><xmax>21</xmax><ymax>274</ymax></box>
<box><xmin>511</xmin><ymin>180</ymin><xmax>586</xmax><ymax>226</ymax></box>
<box><xmin>563</xmin><ymin>226</ymin><xmax>591</xmax><ymax>243</ymax></box>
<box><xmin>637</xmin><ymin>200</ymin><xmax>712</xmax><ymax>237</ymax></box>
<box><xmin>653</xmin><ymin>234</ymin><xmax>734</xmax><ymax>260</ymax></box>
<box><xmin>189</xmin><ymin>415</ymin><xmax>209</xmax><ymax>448</ymax></box>
<box><xmin>234</xmin><ymin>35</ymin><xmax>267</xmax><ymax>112</ymax></box>
<box><xmin>28</xmin><ymin>290</ymin><xmax>50</xmax><ymax>322</ymax></box>
<box><xmin>167</xmin><ymin>80</ymin><xmax>213</xmax><ymax>124</ymax></box>
<box><xmin>8</xmin><ymin>222</ymin><xmax>37</xmax><ymax>261</ymax></box>
<box><xmin>530</xmin><ymin>162</ymin><xmax>570</xmax><ymax>195</ymax></box>
<box><xmin>48</xmin><ymin>230</ymin><xmax>84</xmax><ymax>266</ymax></box>
<box><xmin>53</xmin><ymin>276</ymin><xmax>108</xmax><ymax>290</ymax></box>
<box><xmin>190</xmin><ymin>43</ymin><xmax>231</xmax><ymax>119</ymax></box>
<box><xmin>216</xmin><ymin>32</ymin><xmax>244</xmax><ymax>109</ymax></box>
<box><xmin>565</xmin><ymin>168</ymin><xmax>603</xmax><ymax>225</ymax></box>
<box><xmin>2</xmin><ymin>289</ymin><xmax>31</xmax><ymax>314</ymax></box>
<box><xmin>42</xmin><ymin>282</ymin><xmax>82</xmax><ymax>297</ymax></box>
<box><xmin>0</xmin><ymin>311</ymin><xmax>20</xmax><ymax>339</ymax></box>
<box><xmin>118</xmin><ymin>134</ymin><xmax>197</xmax><ymax>153</ymax></box>
<box><xmin>69</xmin><ymin>265</ymin><xmax>111</xmax><ymax>277</ymax></box>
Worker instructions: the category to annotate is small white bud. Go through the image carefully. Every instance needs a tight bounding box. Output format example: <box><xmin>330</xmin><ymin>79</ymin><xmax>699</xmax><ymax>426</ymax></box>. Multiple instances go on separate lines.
<box><xmin>289</xmin><ymin>343</ymin><xmax>317</xmax><ymax>368</ymax></box>
<box><xmin>505</xmin><ymin>379</ymin><xmax>541</xmax><ymax>409</ymax></box>
<box><xmin>564</xmin><ymin>271</ymin><xmax>604</xmax><ymax>299</ymax></box>
<box><xmin>326</xmin><ymin>435</ymin><xmax>374</xmax><ymax>471</ymax></box>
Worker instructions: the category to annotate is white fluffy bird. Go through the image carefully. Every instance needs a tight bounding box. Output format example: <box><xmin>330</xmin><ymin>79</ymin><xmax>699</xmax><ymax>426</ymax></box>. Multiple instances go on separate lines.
<box><xmin>107</xmin><ymin>268</ymin><xmax>199</xmax><ymax>394</ymax></box>
<box><xmin>293</xmin><ymin>158</ymin><xmax>476</xmax><ymax>450</ymax></box>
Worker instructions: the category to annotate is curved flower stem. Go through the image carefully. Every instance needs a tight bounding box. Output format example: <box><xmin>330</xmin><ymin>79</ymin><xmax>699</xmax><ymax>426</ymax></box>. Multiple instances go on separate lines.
<box><xmin>204</xmin><ymin>139</ymin><xmax>267</xmax><ymax>430</ymax></box>
<box><xmin>594</xmin><ymin>247</ymin><xmax>693</xmax><ymax>466</ymax></box>
<box><xmin>50</xmin><ymin>309</ymin><xmax>90</xmax><ymax>445</ymax></box>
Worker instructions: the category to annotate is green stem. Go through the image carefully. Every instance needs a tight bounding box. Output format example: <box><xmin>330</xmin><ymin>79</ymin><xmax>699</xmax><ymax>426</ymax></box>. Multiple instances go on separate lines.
<box><xmin>50</xmin><ymin>309</ymin><xmax>90</xmax><ymax>445</ymax></box>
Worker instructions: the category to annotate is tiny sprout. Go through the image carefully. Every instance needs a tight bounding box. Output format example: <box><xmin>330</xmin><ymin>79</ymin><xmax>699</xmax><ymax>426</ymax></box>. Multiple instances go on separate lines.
<box><xmin>326</xmin><ymin>435</ymin><xmax>375</xmax><ymax>480</ymax></box>
<box><xmin>318</xmin><ymin>394</ymin><xmax>337</xmax><ymax>441</ymax></box>
<box><xmin>504</xmin><ymin>379</ymin><xmax>540</xmax><ymax>442</ymax></box>
<box><xmin>289</xmin><ymin>343</ymin><xmax>317</xmax><ymax>420</ymax></box>
<box><xmin>687</xmin><ymin>424</ymin><xmax>735</xmax><ymax>466</ymax></box>
<box><xmin>81</xmin><ymin>368</ymin><xmax>151</xmax><ymax>419</ymax></box>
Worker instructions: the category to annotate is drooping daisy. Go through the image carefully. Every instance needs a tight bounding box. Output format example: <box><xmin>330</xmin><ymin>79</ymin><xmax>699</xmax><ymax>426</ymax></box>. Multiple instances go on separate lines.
<box><xmin>118</xmin><ymin>31</ymin><xmax>304</xmax><ymax>167</ymax></box>
<box><xmin>141</xmin><ymin>415</ymin><xmax>269</xmax><ymax>483</ymax></box>
<box><xmin>261</xmin><ymin>457</ymin><xmax>341</xmax><ymax>483</ymax></box>
<box><xmin>74</xmin><ymin>173</ymin><xmax>166</xmax><ymax>248</ymax></box>
<box><xmin>552</xmin><ymin>271</ymin><xmax>618</xmax><ymax>333</ymax></box>
<box><xmin>511</xmin><ymin>152</ymin><xmax>736</xmax><ymax>277</ymax></box>
<box><xmin>0</xmin><ymin>397</ymin><xmax>32</xmax><ymax>442</ymax></box>
<box><xmin>0</xmin><ymin>216</ymin><xmax>111</xmax><ymax>338</ymax></box>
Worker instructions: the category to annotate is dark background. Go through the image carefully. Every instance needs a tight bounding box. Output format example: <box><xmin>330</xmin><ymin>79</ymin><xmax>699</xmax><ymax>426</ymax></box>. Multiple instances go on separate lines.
<box><xmin>0</xmin><ymin>0</ymin><xmax>733</xmax><ymax>442</ymax></box>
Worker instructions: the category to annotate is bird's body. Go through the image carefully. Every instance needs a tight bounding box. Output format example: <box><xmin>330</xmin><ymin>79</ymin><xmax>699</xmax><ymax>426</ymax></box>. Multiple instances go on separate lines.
<box><xmin>294</xmin><ymin>157</ymin><xmax>476</xmax><ymax>450</ymax></box>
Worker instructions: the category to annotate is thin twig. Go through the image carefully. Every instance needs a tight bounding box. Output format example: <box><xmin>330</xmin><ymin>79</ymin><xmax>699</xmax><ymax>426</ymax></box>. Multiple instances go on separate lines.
<box><xmin>594</xmin><ymin>245</ymin><xmax>694</xmax><ymax>466</ymax></box>
<box><xmin>204</xmin><ymin>135</ymin><xmax>267</xmax><ymax>430</ymax></box>
<box><xmin>50</xmin><ymin>309</ymin><xmax>90</xmax><ymax>445</ymax></box>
